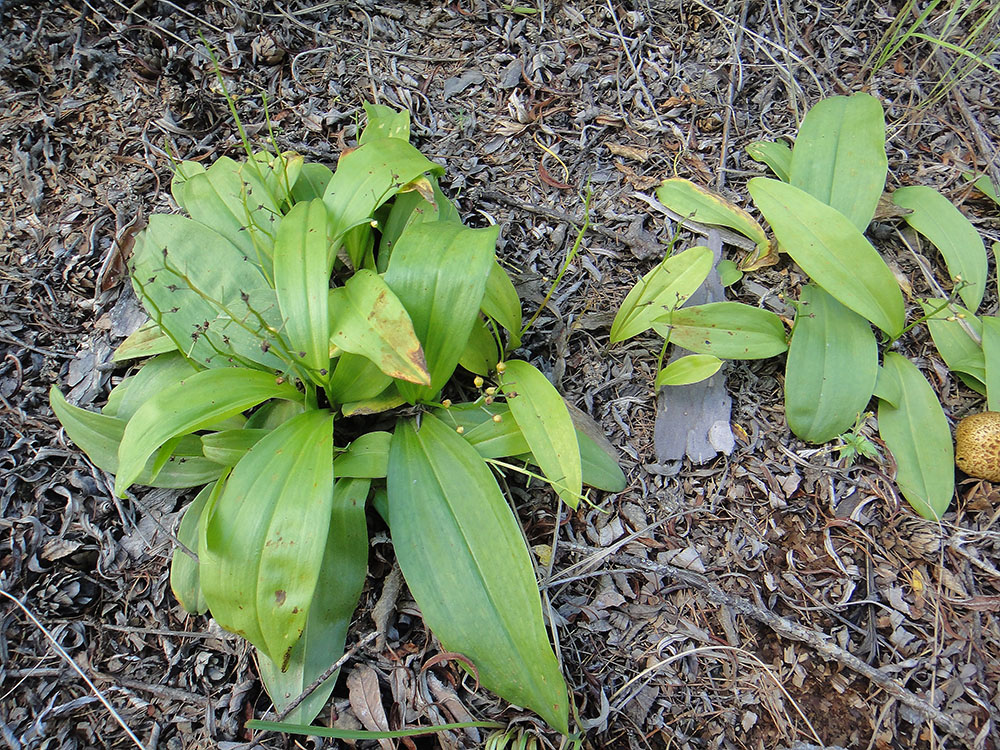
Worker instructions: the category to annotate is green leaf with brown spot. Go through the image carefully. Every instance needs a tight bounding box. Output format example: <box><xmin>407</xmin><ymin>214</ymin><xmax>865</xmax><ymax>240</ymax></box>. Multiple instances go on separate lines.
<box><xmin>655</xmin><ymin>178</ymin><xmax>770</xmax><ymax>255</ymax></box>
<box><xmin>199</xmin><ymin>409</ymin><xmax>336</xmax><ymax>668</ymax></box>
<box><xmin>258</xmin><ymin>477</ymin><xmax>369</xmax><ymax>724</ymax></box>
<box><xmin>328</xmin><ymin>269</ymin><xmax>430</xmax><ymax>386</ymax></box>
<box><xmin>653</xmin><ymin>302</ymin><xmax>788</xmax><ymax>359</ymax></box>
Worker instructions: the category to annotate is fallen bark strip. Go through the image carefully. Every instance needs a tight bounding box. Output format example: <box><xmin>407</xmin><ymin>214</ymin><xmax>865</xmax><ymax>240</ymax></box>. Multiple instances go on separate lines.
<box><xmin>561</xmin><ymin>543</ymin><xmax>976</xmax><ymax>743</ymax></box>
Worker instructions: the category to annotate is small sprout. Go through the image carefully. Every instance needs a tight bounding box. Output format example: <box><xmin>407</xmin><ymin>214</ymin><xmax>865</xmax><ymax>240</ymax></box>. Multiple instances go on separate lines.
<box><xmin>492</xmin><ymin>414</ymin><xmax>502</xmax><ymax>423</ymax></box>
<box><xmin>441</xmin><ymin>399</ymin><xmax>452</xmax><ymax>409</ymax></box>
<box><xmin>474</xmin><ymin>376</ymin><xmax>484</xmax><ymax>388</ymax></box>
<box><xmin>456</xmin><ymin>425</ymin><xmax>465</xmax><ymax>434</ymax></box>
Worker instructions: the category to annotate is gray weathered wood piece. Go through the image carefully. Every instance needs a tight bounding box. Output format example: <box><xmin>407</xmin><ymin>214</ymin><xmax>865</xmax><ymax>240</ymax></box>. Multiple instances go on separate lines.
<box><xmin>652</xmin><ymin>229</ymin><xmax>735</xmax><ymax>473</ymax></box>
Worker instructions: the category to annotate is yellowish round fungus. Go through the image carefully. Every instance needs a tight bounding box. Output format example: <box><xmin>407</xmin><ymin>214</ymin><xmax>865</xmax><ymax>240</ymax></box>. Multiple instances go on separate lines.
<box><xmin>955</xmin><ymin>412</ymin><xmax>1000</xmax><ymax>481</ymax></box>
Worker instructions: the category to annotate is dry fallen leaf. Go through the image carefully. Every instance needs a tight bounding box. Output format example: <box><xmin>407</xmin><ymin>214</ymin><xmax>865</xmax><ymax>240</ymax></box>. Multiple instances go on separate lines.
<box><xmin>347</xmin><ymin>664</ymin><xmax>392</xmax><ymax>750</ymax></box>
<box><xmin>606</xmin><ymin>142</ymin><xmax>651</xmax><ymax>163</ymax></box>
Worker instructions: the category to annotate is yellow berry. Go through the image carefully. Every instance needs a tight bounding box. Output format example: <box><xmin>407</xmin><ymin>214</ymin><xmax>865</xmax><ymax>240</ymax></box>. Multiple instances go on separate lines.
<box><xmin>474</xmin><ymin>376</ymin><xmax>484</xmax><ymax>388</ymax></box>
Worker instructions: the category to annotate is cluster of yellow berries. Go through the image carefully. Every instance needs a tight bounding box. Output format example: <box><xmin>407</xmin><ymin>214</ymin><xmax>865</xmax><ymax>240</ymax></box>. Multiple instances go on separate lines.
<box><xmin>439</xmin><ymin>364</ymin><xmax>507</xmax><ymax>433</ymax></box>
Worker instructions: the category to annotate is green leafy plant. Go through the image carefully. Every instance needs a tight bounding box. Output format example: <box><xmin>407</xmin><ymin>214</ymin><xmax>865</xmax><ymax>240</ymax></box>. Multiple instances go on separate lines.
<box><xmin>620</xmin><ymin>92</ymin><xmax>995</xmax><ymax>521</ymax></box>
<box><xmin>50</xmin><ymin>103</ymin><xmax>626</xmax><ymax>735</ymax></box>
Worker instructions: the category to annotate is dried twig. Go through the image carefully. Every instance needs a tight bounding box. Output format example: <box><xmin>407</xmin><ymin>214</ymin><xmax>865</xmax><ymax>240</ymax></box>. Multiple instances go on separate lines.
<box><xmin>560</xmin><ymin>544</ymin><xmax>977</xmax><ymax>743</ymax></box>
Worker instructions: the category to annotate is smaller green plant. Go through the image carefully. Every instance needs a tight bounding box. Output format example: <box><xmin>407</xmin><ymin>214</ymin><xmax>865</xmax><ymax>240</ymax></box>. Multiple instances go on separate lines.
<box><xmin>619</xmin><ymin>92</ymin><xmax>996</xmax><ymax>522</ymax></box>
<box><xmin>51</xmin><ymin>103</ymin><xmax>626</xmax><ymax>736</ymax></box>
<box><xmin>834</xmin><ymin>413</ymin><xmax>882</xmax><ymax>467</ymax></box>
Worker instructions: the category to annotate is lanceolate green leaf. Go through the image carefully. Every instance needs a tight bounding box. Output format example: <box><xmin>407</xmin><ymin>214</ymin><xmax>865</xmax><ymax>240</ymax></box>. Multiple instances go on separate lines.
<box><xmin>131</xmin><ymin>214</ymin><xmax>287</xmax><ymax>371</ymax></box>
<box><xmin>50</xmin><ymin>386</ymin><xmax>223</xmax><ymax>489</ymax></box>
<box><xmin>180</xmin><ymin>156</ymin><xmax>281</xmax><ymax>271</ymax></box>
<box><xmin>749</xmin><ymin>178</ymin><xmax>905</xmax><ymax>337</ymax></box>
<box><xmin>328</xmin><ymin>269</ymin><xmax>430</xmax><ymax>385</ymax></box>
<box><xmin>258</xmin><ymin>477</ymin><xmax>369</xmax><ymax>724</ymax></box>
<box><xmin>115</xmin><ymin>369</ymin><xmax>300</xmax><ymax>496</ymax></box>
<box><xmin>333</xmin><ymin>432</ymin><xmax>391</xmax><ymax>478</ymax></box>
<box><xmin>655</xmin><ymin>354</ymin><xmax>723</xmax><ymax>386</ymax></box>
<box><xmin>384</xmin><ymin>222</ymin><xmax>498</xmax><ymax>401</ymax></box>
<box><xmin>502</xmin><ymin>360</ymin><xmax>582</xmax><ymax>508</ymax></box>
<box><xmin>610</xmin><ymin>245</ymin><xmax>713</xmax><ymax>343</ymax></box>
<box><xmin>112</xmin><ymin>321</ymin><xmax>177</xmax><ymax>362</ymax></box>
<box><xmin>387</xmin><ymin>415</ymin><xmax>568</xmax><ymax>733</ymax></box>
<box><xmin>483</xmin><ymin>260</ymin><xmax>523</xmax><ymax>348</ymax></box>
<box><xmin>327</xmin><ymin>352</ymin><xmax>393</xmax><ymax>405</ymax></box>
<box><xmin>360</xmin><ymin>102</ymin><xmax>411</xmax><ymax>143</ymax></box>
<box><xmin>921</xmin><ymin>299</ymin><xmax>986</xmax><ymax>385</ymax></box>
<box><xmin>892</xmin><ymin>185</ymin><xmax>988</xmax><ymax>311</ymax></box>
<box><xmin>655</xmin><ymin>178</ymin><xmax>769</xmax><ymax>254</ymax></box>
<box><xmin>438</xmin><ymin>402</ymin><xmax>626</xmax><ymax>491</ymax></box>
<box><xmin>170</xmin><ymin>482</ymin><xmax>217</xmax><ymax>615</ymax></box>
<box><xmin>200</xmin><ymin>410</ymin><xmax>336</xmax><ymax>668</ymax></box>
<box><xmin>980</xmin><ymin>316</ymin><xmax>1000</xmax><ymax>411</ymax></box>
<box><xmin>789</xmin><ymin>92</ymin><xmax>887</xmax><ymax>231</ymax></box>
<box><xmin>170</xmin><ymin>160</ymin><xmax>206</xmax><ymax>210</ymax></box>
<box><xmin>323</xmin><ymin>137</ymin><xmax>442</xmax><ymax>268</ymax></box>
<box><xmin>114</xmin><ymin>352</ymin><xmax>199</xmax><ymax>422</ymax></box>
<box><xmin>876</xmin><ymin>353</ymin><xmax>954</xmax><ymax>520</ymax></box>
<box><xmin>274</xmin><ymin>199</ymin><xmax>333</xmax><ymax>377</ymax></box>
<box><xmin>653</xmin><ymin>302</ymin><xmax>788</xmax><ymax>359</ymax></box>
<box><xmin>201</xmin><ymin>429</ymin><xmax>271</xmax><ymax>467</ymax></box>
<box><xmin>784</xmin><ymin>285</ymin><xmax>878</xmax><ymax>443</ymax></box>
<box><xmin>458</xmin><ymin>315</ymin><xmax>500</xmax><ymax>376</ymax></box>
<box><xmin>290</xmin><ymin>163</ymin><xmax>334</xmax><ymax>204</ymax></box>
<box><xmin>746</xmin><ymin>141</ymin><xmax>792</xmax><ymax>182</ymax></box>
